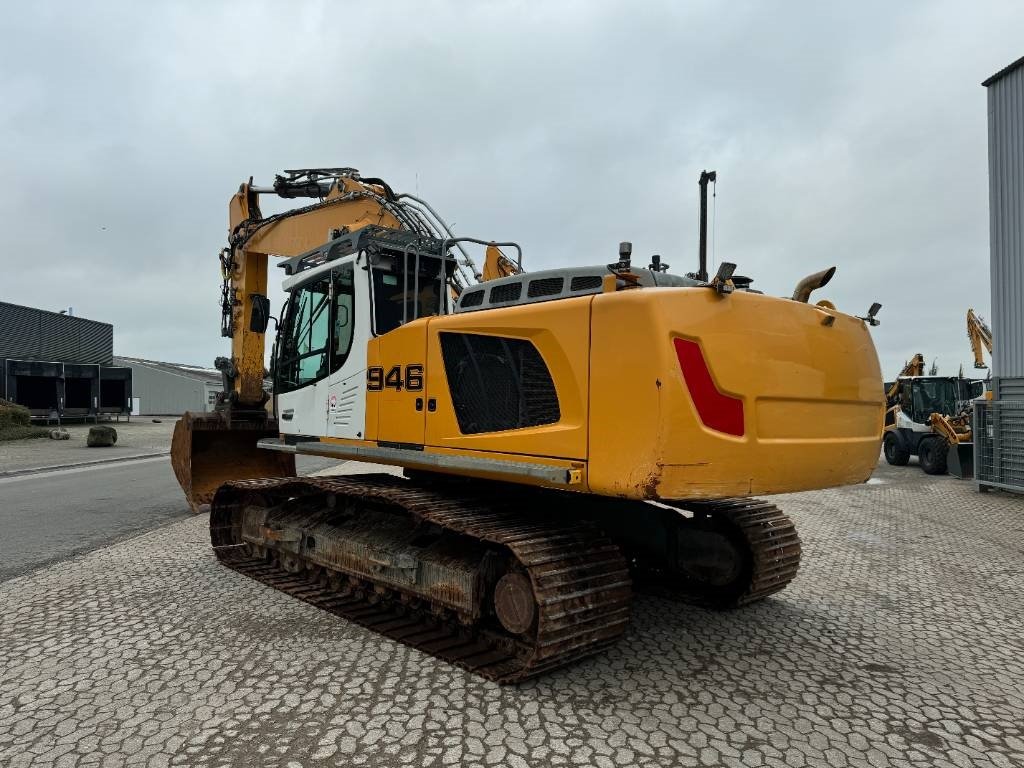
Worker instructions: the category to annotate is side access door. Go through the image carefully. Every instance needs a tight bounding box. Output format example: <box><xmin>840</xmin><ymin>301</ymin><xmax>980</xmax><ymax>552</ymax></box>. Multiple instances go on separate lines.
<box><xmin>275</xmin><ymin>267</ymin><xmax>334</xmax><ymax>438</ymax></box>
<box><xmin>367</xmin><ymin>320</ymin><xmax>429</xmax><ymax>447</ymax></box>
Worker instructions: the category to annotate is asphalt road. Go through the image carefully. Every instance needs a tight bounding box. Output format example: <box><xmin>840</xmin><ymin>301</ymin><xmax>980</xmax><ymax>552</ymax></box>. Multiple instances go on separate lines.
<box><xmin>0</xmin><ymin>454</ymin><xmax>337</xmax><ymax>582</ymax></box>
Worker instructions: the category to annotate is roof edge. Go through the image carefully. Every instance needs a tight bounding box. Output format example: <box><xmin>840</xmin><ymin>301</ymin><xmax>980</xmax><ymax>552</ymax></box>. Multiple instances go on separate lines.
<box><xmin>983</xmin><ymin>54</ymin><xmax>1024</xmax><ymax>87</ymax></box>
<box><xmin>0</xmin><ymin>299</ymin><xmax>110</xmax><ymax>327</ymax></box>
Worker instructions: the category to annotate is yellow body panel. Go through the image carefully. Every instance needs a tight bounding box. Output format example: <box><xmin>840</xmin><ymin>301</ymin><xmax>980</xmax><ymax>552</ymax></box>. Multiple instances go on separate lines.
<box><xmin>372</xmin><ymin>320</ymin><xmax>429</xmax><ymax>446</ymax></box>
<box><xmin>424</xmin><ymin>299</ymin><xmax>590</xmax><ymax>460</ymax></box>
<box><xmin>588</xmin><ymin>289</ymin><xmax>882</xmax><ymax>498</ymax></box>
<box><xmin>353</xmin><ymin>286</ymin><xmax>883</xmax><ymax>501</ymax></box>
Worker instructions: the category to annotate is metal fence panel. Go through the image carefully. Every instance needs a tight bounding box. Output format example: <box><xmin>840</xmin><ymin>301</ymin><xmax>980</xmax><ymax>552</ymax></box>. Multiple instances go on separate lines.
<box><xmin>975</xmin><ymin>399</ymin><xmax>1024</xmax><ymax>492</ymax></box>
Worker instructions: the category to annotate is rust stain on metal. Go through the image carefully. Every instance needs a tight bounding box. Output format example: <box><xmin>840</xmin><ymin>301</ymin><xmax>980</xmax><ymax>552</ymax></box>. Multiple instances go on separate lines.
<box><xmin>427</xmin><ymin>582</ymin><xmax>467</xmax><ymax>605</ymax></box>
<box><xmin>172</xmin><ymin>412</ymin><xmax>295</xmax><ymax>513</ymax></box>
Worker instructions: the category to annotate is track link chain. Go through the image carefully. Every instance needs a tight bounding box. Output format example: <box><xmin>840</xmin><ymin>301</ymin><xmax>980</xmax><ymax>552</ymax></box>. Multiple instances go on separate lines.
<box><xmin>658</xmin><ymin>497</ymin><xmax>802</xmax><ymax>608</ymax></box>
<box><xmin>210</xmin><ymin>474</ymin><xmax>632</xmax><ymax>683</ymax></box>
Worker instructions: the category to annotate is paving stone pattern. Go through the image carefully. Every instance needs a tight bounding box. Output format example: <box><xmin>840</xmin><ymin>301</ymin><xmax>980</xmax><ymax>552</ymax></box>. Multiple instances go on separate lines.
<box><xmin>0</xmin><ymin>463</ymin><xmax>1022</xmax><ymax>767</ymax></box>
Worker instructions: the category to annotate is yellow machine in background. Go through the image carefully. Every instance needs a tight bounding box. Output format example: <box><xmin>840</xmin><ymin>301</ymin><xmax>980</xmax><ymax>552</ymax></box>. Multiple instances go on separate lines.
<box><xmin>172</xmin><ymin>168</ymin><xmax>884</xmax><ymax>682</ymax></box>
<box><xmin>967</xmin><ymin>308</ymin><xmax>993</xmax><ymax>370</ymax></box>
<box><xmin>883</xmin><ymin>343</ymin><xmax>985</xmax><ymax>479</ymax></box>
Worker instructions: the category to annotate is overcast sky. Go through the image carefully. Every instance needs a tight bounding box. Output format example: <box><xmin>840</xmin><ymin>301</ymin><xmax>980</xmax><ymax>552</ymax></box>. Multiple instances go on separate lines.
<box><xmin>1</xmin><ymin>1</ymin><xmax>1020</xmax><ymax>378</ymax></box>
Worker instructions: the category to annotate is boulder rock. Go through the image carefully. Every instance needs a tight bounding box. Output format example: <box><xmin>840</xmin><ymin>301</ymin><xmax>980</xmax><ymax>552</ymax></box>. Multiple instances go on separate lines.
<box><xmin>87</xmin><ymin>425</ymin><xmax>118</xmax><ymax>447</ymax></box>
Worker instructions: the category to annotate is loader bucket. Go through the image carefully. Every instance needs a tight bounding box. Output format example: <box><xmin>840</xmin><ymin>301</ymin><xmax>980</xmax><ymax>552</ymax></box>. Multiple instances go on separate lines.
<box><xmin>171</xmin><ymin>411</ymin><xmax>296</xmax><ymax>512</ymax></box>
<box><xmin>946</xmin><ymin>441</ymin><xmax>974</xmax><ymax>480</ymax></box>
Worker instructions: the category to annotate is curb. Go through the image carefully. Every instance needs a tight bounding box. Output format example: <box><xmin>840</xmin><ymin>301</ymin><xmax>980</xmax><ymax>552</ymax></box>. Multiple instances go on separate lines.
<box><xmin>0</xmin><ymin>451</ymin><xmax>171</xmax><ymax>479</ymax></box>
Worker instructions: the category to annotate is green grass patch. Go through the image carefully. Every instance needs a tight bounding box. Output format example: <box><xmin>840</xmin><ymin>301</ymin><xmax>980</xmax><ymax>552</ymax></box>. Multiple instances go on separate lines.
<box><xmin>0</xmin><ymin>425</ymin><xmax>52</xmax><ymax>442</ymax></box>
<box><xmin>0</xmin><ymin>399</ymin><xmax>51</xmax><ymax>441</ymax></box>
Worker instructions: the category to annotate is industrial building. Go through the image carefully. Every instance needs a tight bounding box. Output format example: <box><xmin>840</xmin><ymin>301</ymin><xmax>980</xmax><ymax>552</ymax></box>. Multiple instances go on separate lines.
<box><xmin>0</xmin><ymin>301</ymin><xmax>132</xmax><ymax>421</ymax></box>
<box><xmin>113</xmin><ymin>357</ymin><xmax>223</xmax><ymax>416</ymax></box>
<box><xmin>976</xmin><ymin>55</ymin><xmax>1024</xmax><ymax>493</ymax></box>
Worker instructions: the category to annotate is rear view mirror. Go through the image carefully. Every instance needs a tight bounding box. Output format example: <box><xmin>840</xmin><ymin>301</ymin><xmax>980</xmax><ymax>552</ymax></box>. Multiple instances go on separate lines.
<box><xmin>249</xmin><ymin>294</ymin><xmax>271</xmax><ymax>333</ymax></box>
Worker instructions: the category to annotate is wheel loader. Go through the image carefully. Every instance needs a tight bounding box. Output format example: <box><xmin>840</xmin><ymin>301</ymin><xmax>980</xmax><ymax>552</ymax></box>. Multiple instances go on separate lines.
<box><xmin>172</xmin><ymin>168</ymin><xmax>885</xmax><ymax>682</ymax></box>
<box><xmin>883</xmin><ymin>372</ymin><xmax>981</xmax><ymax>477</ymax></box>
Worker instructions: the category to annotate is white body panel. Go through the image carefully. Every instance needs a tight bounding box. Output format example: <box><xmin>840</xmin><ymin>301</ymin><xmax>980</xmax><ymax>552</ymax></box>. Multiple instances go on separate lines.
<box><xmin>277</xmin><ymin>255</ymin><xmax>371</xmax><ymax>440</ymax></box>
<box><xmin>326</xmin><ymin>261</ymin><xmax>371</xmax><ymax>440</ymax></box>
<box><xmin>277</xmin><ymin>380</ymin><xmax>326</xmax><ymax>436</ymax></box>
<box><xmin>895</xmin><ymin>408</ymin><xmax>931</xmax><ymax>432</ymax></box>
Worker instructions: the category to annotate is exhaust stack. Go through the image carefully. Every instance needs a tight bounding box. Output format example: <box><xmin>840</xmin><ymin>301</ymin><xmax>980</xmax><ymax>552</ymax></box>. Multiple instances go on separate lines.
<box><xmin>791</xmin><ymin>267</ymin><xmax>836</xmax><ymax>303</ymax></box>
<box><xmin>697</xmin><ymin>170</ymin><xmax>717</xmax><ymax>282</ymax></box>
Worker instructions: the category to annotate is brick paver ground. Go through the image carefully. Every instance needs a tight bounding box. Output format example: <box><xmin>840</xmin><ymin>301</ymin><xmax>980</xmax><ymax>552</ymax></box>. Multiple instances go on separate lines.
<box><xmin>0</xmin><ymin>462</ymin><xmax>1021</xmax><ymax>767</ymax></box>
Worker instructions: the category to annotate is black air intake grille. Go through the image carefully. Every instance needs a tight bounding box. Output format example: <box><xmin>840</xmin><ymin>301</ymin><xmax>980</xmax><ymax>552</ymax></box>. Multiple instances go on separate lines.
<box><xmin>460</xmin><ymin>289</ymin><xmax>485</xmax><ymax>308</ymax></box>
<box><xmin>489</xmin><ymin>282</ymin><xmax>522</xmax><ymax>304</ymax></box>
<box><xmin>439</xmin><ymin>333</ymin><xmax>560</xmax><ymax>434</ymax></box>
<box><xmin>527</xmin><ymin>277</ymin><xmax>564</xmax><ymax>298</ymax></box>
<box><xmin>570</xmin><ymin>275</ymin><xmax>603</xmax><ymax>292</ymax></box>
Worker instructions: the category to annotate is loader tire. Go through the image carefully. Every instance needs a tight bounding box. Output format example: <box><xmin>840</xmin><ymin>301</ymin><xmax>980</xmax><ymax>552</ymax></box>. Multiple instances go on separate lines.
<box><xmin>883</xmin><ymin>432</ymin><xmax>910</xmax><ymax>466</ymax></box>
<box><xmin>918</xmin><ymin>437</ymin><xmax>948</xmax><ymax>475</ymax></box>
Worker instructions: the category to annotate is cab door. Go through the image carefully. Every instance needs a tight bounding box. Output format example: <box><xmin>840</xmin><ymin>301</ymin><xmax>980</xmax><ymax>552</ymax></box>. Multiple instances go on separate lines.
<box><xmin>325</xmin><ymin>260</ymin><xmax>371</xmax><ymax>440</ymax></box>
<box><xmin>275</xmin><ymin>267</ymin><xmax>333</xmax><ymax>437</ymax></box>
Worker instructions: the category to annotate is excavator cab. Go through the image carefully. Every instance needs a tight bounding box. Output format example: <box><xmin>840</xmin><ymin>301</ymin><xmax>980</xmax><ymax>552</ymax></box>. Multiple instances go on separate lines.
<box><xmin>172</xmin><ymin>226</ymin><xmax>462</xmax><ymax>511</ymax></box>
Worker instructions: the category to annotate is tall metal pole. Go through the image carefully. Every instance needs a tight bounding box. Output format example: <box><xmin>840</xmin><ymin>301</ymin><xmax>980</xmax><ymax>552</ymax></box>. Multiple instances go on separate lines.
<box><xmin>698</xmin><ymin>170</ymin><xmax>717</xmax><ymax>282</ymax></box>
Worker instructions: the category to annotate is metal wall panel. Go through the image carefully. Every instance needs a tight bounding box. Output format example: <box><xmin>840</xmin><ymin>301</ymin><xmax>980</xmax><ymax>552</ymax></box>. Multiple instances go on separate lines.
<box><xmin>123</xmin><ymin>362</ymin><xmax>209</xmax><ymax>415</ymax></box>
<box><xmin>987</xmin><ymin>65</ymin><xmax>1024</xmax><ymax>381</ymax></box>
<box><xmin>80</xmin><ymin>322</ymin><xmax>113</xmax><ymax>366</ymax></box>
<box><xmin>0</xmin><ymin>304</ymin><xmax>37</xmax><ymax>360</ymax></box>
<box><xmin>0</xmin><ymin>302</ymin><xmax>113</xmax><ymax>365</ymax></box>
<box><xmin>995</xmin><ymin>376</ymin><xmax>1024</xmax><ymax>400</ymax></box>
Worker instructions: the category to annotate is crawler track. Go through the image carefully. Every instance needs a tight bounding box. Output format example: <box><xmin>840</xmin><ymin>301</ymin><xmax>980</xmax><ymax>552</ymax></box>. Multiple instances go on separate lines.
<box><xmin>649</xmin><ymin>497</ymin><xmax>802</xmax><ymax>608</ymax></box>
<box><xmin>211</xmin><ymin>474</ymin><xmax>633</xmax><ymax>683</ymax></box>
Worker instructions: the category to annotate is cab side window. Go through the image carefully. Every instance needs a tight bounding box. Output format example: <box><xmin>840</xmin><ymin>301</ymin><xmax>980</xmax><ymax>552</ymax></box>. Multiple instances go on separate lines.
<box><xmin>278</xmin><ymin>275</ymin><xmax>331</xmax><ymax>393</ymax></box>
<box><xmin>900</xmin><ymin>386</ymin><xmax>912</xmax><ymax>415</ymax></box>
<box><xmin>370</xmin><ymin>257</ymin><xmax>445</xmax><ymax>336</ymax></box>
<box><xmin>333</xmin><ymin>263</ymin><xmax>355</xmax><ymax>370</ymax></box>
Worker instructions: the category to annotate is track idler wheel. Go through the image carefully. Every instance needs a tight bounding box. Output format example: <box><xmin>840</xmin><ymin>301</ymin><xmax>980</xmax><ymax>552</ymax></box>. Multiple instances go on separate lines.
<box><xmin>494</xmin><ymin>571</ymin><xmax>537</xmax><ymax>635</ymax></box>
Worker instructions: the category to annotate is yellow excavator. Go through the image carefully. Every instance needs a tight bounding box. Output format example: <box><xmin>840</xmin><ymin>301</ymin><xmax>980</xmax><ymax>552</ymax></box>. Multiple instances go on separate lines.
<box><xmin>172</xmin><ymin>167</ymin><xmax>884</xmax><ymax>682</ymax></box>
<box><xmin>967</xmin><ymin>308</ymin><xmax>993</xmax><ymax>370</ymax></box>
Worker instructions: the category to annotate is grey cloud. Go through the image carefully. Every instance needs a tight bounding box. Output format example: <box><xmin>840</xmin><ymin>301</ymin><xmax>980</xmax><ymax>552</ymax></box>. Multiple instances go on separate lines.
<box><xmin>0</xmin><ymin>0</ymin><xmax>1018</xmax><ymax>379</ymax></box>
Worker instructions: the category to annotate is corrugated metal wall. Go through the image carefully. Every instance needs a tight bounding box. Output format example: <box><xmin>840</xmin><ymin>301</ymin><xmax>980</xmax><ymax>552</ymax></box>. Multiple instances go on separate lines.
<box><xmin>987</xmin><ymin>64</ymin><xmax>1024</xmax><ymax>381</ymax></box>
<box><xmin>124</xmin><ymin>362</ymin><xmax>214</xmax><ymax>415</ymax></box>
<box><xmin>0</xmin><ymin>302</ymin><xmax>113</xmax><ymax>365</ymax></box>
<box><xmin>996</xmin><ymin>376</ymin><xmax>1024</xmax><ymax>400</ymax></box>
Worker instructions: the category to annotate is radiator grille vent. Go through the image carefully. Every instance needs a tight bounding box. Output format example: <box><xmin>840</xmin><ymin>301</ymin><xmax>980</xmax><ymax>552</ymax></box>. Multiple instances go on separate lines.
<box><xmin>570</xmin><ymin>275</ymin><xmax>603</xmax><ymax>291</ymax></box>
<box><xmin>439</xmin><ymin>333</ymin><xmax>560</xmax><ymax>434</ymax></box>
<box><xmin>527</xmin><ymin>277</ymin><xmax>564</xmax><ymax>298</ymax></box>
<box><xmin>460</xmin><ymin>289</ymin><xmax>485</xmax><ymax>307</ymax></box>
<box><xmin>489</xmin><ymin>282</ymin><xmax>522</xmax><ymax>304</ymax></box>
